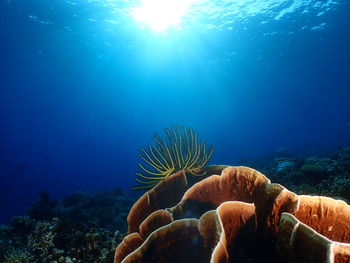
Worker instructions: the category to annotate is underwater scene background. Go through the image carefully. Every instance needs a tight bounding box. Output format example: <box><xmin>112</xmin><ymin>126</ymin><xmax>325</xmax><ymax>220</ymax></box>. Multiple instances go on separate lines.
<box><xmin>0</xmin><ymin>0</ymin><xmax>350</xmax><ymax>261</ymax></box>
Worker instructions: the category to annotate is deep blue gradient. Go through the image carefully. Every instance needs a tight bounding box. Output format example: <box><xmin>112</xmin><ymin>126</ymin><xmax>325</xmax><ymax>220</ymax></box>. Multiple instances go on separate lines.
<box><xmin>0</xmin><ymin>0</ymin><xmax>349</xmax><ymax>224</ymax></box>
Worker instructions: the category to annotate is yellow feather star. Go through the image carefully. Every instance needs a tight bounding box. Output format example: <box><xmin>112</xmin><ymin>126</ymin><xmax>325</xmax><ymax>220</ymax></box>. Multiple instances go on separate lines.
<box><xmin>132</xmin><ymin>126</ymin><xmax>214</xmax><ymax>190</ymax></box>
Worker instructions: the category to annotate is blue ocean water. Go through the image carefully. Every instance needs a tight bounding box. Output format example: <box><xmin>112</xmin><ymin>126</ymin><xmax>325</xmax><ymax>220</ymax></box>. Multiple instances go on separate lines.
<box><xmin>0</xmin><ymin>0</ymin><xmax>349</xmax><ymax>224</ymax></box>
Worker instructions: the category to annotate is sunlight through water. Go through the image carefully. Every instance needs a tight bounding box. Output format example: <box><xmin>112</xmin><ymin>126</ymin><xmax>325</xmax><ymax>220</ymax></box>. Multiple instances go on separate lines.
<box><xmin>22</xmin><ymin>0</ymin><xmax>340</xmax><ymax>36</ymax></box>
<box><xmin>100</xmin><ymin>0</ymin><xmax>338</xmax><ymax>34</ymax></box>
<box><xmin>131</xmin><ymin>0</ymin><xmax>196</xmax><ymax>32</ymax></box>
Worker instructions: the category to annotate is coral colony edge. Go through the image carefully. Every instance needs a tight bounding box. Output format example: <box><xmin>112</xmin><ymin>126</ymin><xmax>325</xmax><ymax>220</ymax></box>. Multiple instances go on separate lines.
<box><xmin>1</xmin><ymin>128</ymin><xmax>350</xmax><ymax>263</ymax></box>
<box><xmin>117</xmin><ymin>166</ymin><xmax>350</xmax><ymax>263</ymax></box>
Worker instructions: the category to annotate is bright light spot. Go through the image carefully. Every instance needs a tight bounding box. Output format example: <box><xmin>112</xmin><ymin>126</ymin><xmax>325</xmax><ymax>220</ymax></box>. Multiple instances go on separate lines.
<box><xmin>131</xmin><ymin>0</ymin><xmax>195</xmax><ymax>32</ymax></box>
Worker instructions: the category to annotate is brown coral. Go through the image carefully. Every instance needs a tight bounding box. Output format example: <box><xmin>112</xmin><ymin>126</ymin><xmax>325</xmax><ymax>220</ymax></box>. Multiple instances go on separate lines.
<box><xmin>170</xmin><ymin>166</ymin><xmax>270</xmax><ymax>219</ymax></box>
<box><xmin>116</xmin><ymin>166</ymin><xmax>350</xmax><ymax>263</ymax></box>
<box><xmin>277</xmin><ymin>212</ymin><xmax>350</xmax><ymax>263</ymax></box>
<box><xmin>139</xmin><ymin>210</ymin><xmax>173</xmax><ymax>239</ymax></box>
<box><xmin>121</xmin><ymin>219</ymin><xmax>210</xmax><ymax>263</ymax></box>
<box><xmin>127</xmin><ymin>165</ymin><xmax>228</xmax><ymax>233</ymax></box>
<box><xmin>114</xmin><ymin>233</ymin><xmax>144</xmax><ymax>263</ymax></box>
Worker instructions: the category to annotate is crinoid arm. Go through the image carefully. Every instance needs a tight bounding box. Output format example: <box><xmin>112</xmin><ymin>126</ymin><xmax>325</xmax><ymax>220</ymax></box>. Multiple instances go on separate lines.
<box><xmin>132</xmin><ymin>126</ymin><xmax>214</xmax><ymax>190</ymax></box>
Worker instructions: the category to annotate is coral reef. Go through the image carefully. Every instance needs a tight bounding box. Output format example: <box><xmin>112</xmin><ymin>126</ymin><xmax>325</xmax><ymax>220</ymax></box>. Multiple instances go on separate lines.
<box><xmin>265</xmin><ymin>146</ymin><xmax>350</xmax><ymax>200</ymax></box>
<box><xmin>0</xmin><ymin>188</ymin><xmax>133</xmax><ymax>263</ymax></box>
<box><xmin>27</xmin><ymin>188</ymin><xmax>132</xmax><ymax>232</ymax></box>
<box><xmin>4</xmin><ymin>248</ymin><xmax>34</xmax><ymax>263</ymax></box>
<box><xmin>115</xmin><ymin>166</ymin><xmax>350</xmax><ymax>263</ymax></box>
<box><xmin>27</xmin><ymin>221</ymin><xmax>55</xmax><ymax>258</ymax></box>
<box><xmin>2</xmin><ymin>146</ymin><xmax>350</xmax><ymax>263</ymax></box>
<box><xmin>238</xmin><ymin>146</ymin><xmax>350</xmax><ymax>201</ymax></box>
<box><xmin>127</xmin><ymin>165</ymin><xmax>228</xmax><ymax>233</ymax></box>
<box><xmin>133</xmin><ymin>126</ymin><xmax>214</xmax><ymax>190</ymax></box>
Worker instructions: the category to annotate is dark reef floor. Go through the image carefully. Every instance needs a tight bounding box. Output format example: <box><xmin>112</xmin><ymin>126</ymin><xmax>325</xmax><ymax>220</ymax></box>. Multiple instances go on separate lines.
<box><xmin>0</xmin><ymin>188</ymin><xmax>134</xmax><ymax>263</ymax></box>
<box><xmin>1</xmin><ymin>146</ymin><xmax>350</xmax><ymax>263</ymax></box>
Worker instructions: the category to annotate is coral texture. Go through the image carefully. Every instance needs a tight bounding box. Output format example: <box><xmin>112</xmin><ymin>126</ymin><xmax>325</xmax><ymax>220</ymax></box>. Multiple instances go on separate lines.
<box><xmin>0</xmin><ymin>188</ymin><xmax>133</xmax><ymax>263</ymax></box>
<box><xmin>115</xmin><ymin>166</ymin><xmax>350</xmax><ymax>263</ymax></box>
<box><xmin>127</xmin><ymin>165</ymin><xmax>228</xmax><ymax>233</ymax></box>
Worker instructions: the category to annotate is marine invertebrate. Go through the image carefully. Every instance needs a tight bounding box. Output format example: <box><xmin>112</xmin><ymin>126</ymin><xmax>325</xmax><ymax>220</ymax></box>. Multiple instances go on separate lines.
<box><xmin>1</xmin><ymin>189</ymin><xmax>135</xmax><ymax>263</ymax></box>
<box><xmin>127</xmin><ymin>165</ymin><xmax>228</xmax><ymax>233</ymax></box>
<box><xmin>116</xmin><ymin>166</ymin><xmax>350</xmax><ymax>263</ymax></box>
<box><xmin>27</xmin><ymin>221</ymin><xmax>55</xmax><ymax>256</ymax></box>
<box><xmin>122</xmin><ymin>219</ymin><xmax>210</xmax><ymax>263</ymax></box>
<box><xmin>4</xmin><ymin>249</ymin><xmax>34</xmax><ymax>263</ymax></box>
<box><xmin>133</xmin><ymin>126</ymin><xmax>214</xmax><ymax>190</ymax></box>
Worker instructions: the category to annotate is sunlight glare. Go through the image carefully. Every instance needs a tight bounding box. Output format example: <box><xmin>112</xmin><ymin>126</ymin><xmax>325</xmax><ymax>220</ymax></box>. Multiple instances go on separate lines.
<box><xmin>131</xmin><ymin>0</ymin><xmax>195</xmax><ymax>32</ymax></box>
